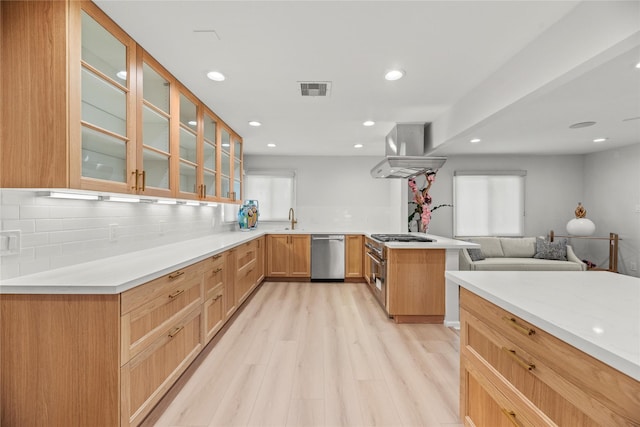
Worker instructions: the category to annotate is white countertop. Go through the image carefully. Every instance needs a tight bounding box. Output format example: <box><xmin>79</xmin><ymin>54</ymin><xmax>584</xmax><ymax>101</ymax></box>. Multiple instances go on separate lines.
<box><xmin>374</xmin><ymin>233</ymin><xmax>479</xmax><ymax>250</ymax></box>
<box><xmin>446</xmin><ymin>270</ymin><xmax>640</xmax><ymax>381</ymax></box>
<box><xmin>1</xmin><ymin>230</ymin><xmax>472</xmax><ymax>295</ymax></box>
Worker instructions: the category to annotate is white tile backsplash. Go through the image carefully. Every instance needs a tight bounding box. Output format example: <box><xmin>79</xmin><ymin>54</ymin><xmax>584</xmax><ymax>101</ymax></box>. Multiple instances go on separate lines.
<box><xmin>0</xmin><ymin>189</ymin><xmax>237</xmax><ymax>280</ymax></box>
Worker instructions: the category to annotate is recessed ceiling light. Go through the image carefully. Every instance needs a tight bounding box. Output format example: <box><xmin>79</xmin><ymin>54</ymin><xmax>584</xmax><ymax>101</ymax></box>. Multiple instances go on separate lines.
<box><xmin>221</xmin><ymin>143</ymin><xmax>230</xmax><ymax>148</ymax></box>
<box><xmin>593</xmin><ymin>137</ymin><xmax>608</xmax><ymax>143</ymax></box>
<box><xmin>384</xmin><ymin>69</ymin><xmax>405</xmax><ymax>81</ymax></box>
<box><xmin>569</xmin><ymin>121</ymin><xmax>596</xmax><ymax>129</ymax></box>
<box><xmin>116</xmin><ymin>70</ymin><xmax>127</xmax><ymax>80</ymax></box>
<box><xmin>267</xmin><ymin>143</ymin><xmax>276</xmax><ymax>148</ymax></box>
<box><xmin>188</xmin><ymin>120</ymin><xmax>197</xmax><ymax>126</ymax></box>
<box><xmin>635</xmin><ymin>61</ymin><xmax>640</xmax><ymax>69</ymax></box>
<box><xmin>354</xmin><ymin>144</ymin><xmax>364</xmax><ymax>148</ymax></box>
<box><xmin>249</xmin><ymin>121</ymin><xmax>262</xmax><ymax>127</ymax></box>
<box><xmin>206</xmin><ymin>71</ymin><xmax>225</xmax><ymax>81</ymax></box>
<box><xmin>363</xmin><ymin>120</ymin><xmax>375</xmax><ymax>127</ymax></box>
<box><xmin>470</xmin><ymin>138</ymin><xmax>481</xmax><ymax>144</ymax></box>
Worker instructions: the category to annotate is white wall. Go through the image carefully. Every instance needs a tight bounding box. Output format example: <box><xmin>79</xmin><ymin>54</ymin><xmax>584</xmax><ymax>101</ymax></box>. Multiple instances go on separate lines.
<box><xmin>0</xmin><ymin>190</ymin><xmax>234</xmax><ymax>280</ymax></box>
<box><xmin>583</xmin><ymin>143</ymin><xmax>640</xmax><ymax>277</ymax></box>
<box><xmin>244</xmin><ymin>155</ymin><xmax>394</xmax><ymax>232</ymax></box>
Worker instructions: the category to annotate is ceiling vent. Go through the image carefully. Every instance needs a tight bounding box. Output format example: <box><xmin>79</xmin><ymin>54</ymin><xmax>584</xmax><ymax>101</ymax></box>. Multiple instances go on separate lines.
<box><xmin>299</xmin><ymin>81</ymin><xmax>331</xmax><ymax>97</ymax></box>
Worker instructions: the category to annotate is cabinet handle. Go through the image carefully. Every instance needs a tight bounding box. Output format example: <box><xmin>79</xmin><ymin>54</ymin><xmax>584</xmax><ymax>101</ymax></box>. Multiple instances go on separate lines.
<box><xmin>141</xmin><ymin>170</ymin><xmax>146</xmax><ymax>191</ymax></box>
<box><xmin>500</xmin><ymin>409</ymin><xmax>523</xmax><ymax>427</ymax></box>
<box><xmin>213</xmin><ymin>294</ymin><xmax>223</xmax><ymax>301</ymax></box>
<box><xmin>168</xmin><ymin>271</ymin><xmax>185</xmax><ymax>279</ymax></box>
<box><xmin>214</xmin><ymin>267</ymin><xmax>222</xmax><ymax>273</ymax></box>
<box><xmin>168</xmin><ymin>289</ymin><xmax>184</xmax><ymax>299</ymax></box>
<box><xmin>502</xmin><ymin>347</ymin><xmax>536</xmax><ymax>371</ymax></box>
<box><xmin>502</xmin><ymin>316</ymin><xmax>535</xmax><ymax>336</ymax></box>
<box><xmin>212</xmin><ymin>254</ymin><xmax>222</xmax><ymax>260</ymax></box>
<box><xmin>132</xmin><ymin>170</ymin><xmax>139</xmax><ymax>191</ymax></box>
<box><xmin>203</xmin><ymin>184</ymin><xmax>207</xmax><ymax>198</ymax></box>
<box><xmin>168</xmin><ymin>326</ymin><xmax>184</xmax><ymax>338</ymax></box>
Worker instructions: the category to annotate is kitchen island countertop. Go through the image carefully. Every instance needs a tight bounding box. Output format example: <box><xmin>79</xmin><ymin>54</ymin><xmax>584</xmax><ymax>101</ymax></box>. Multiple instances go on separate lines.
<box><xmin>1</xmin><ymin>231</ymin><xmax>472</xmax><ymax>295</ymax></box>
<box><xmin>446</xmin><ymin>270</ymin><xmax>640</xmax><ymax>381</ymax></box>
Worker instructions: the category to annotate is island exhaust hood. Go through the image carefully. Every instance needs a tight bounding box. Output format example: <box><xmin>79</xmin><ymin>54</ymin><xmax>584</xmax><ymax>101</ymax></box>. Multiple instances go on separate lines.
<box><xmin>370</xmin><ymin>123</ymin><xmax>446</xmax><ymax>178</ymax></box>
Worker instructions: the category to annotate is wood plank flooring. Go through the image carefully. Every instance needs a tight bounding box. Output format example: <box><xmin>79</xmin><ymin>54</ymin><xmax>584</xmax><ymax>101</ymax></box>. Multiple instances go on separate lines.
<box><xmin>141</xmin><ymin>281</ymin><xmax>462</xmax><ymax>427</ymax></box>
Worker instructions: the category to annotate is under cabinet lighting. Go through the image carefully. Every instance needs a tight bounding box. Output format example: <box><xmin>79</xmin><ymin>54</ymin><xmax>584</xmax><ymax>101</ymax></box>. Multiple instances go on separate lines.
<box><xmin>184</xmin><ymin>201</ymin><xmax>200</xmax><ymax>206</ymax></box>
<box><xmin>157</xmin><ymin>199</ymin><xmax>177</xmax><ymax>205</ymax></box>
<box><xmin>102</xmin><ymin>196</ymin><xmax>140</xmax><ymax>203</ymax></box>
<box><xmin>203</xmin><ymin>202</ymin><xmax>218</xmax><ymax>207</ymax></box>
<box><xmin>45</xmin><ymin>191</ymin><xmax>100</xmax><ymax>201</ymax></box>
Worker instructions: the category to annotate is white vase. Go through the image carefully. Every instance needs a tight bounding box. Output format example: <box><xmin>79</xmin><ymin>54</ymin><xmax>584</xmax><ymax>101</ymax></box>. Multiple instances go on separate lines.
<box><xmin>566</xmin><ymin>218</ymin><xmax>595</xmax><ymax>236</ymax></box>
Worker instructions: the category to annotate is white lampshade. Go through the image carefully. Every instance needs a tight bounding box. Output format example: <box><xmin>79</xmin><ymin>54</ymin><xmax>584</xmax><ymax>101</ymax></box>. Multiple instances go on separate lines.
<box><xmin>566</xmin><ymin>218</ymin><xmax>596</xmax><ymax>236</ymax></box>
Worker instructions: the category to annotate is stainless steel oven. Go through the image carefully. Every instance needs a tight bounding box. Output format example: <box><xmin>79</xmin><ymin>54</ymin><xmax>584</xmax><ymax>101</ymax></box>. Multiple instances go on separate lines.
<box><xmin>364</xmin><ymin>240</ymin><xmax>386</xmax><ymax>310</ymax></box>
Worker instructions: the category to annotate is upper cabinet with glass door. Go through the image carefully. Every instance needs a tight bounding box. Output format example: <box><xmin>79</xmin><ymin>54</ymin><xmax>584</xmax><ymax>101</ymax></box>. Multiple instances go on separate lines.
<box><xmin>176</xmin><ymin>91</ymin><xmax>200</xmax><ymax>199</ymax></box>
<box><xmin>136</xmin><ymin>53</ymin><xmax>173</xmax><ymax>196</ymax></box>
<box><xmin>76</xmin><ymin>5</ymin><xmax>136</xmax><ymax>192</ymax></box>
<box><xmin>233</xmin><ymin>135</ymin><xmax>243</xmax><ymax>201</ymax></box>
<box><xmin>202</xmin><ymin>111</ymin><xmax>218</xmax><ymax>199</ymax></box>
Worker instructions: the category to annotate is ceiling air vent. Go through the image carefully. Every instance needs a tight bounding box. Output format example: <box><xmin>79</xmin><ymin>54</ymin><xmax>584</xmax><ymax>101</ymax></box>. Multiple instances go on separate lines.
<box><xmin>299</xmin><ymin>81</ymin><xmax>331</xmax><ymax>97</ymax></box>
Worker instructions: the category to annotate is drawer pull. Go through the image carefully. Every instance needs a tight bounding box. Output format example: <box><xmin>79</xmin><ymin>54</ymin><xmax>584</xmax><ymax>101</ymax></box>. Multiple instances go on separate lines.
<box><xmin>168</xmin><ymin>326</ymin><xmax>184</xmax><ymax>338</ymax></box>
<box><xmin>212</xmin><ymin>254</ymin><xmax>222</xmax><ymax>260</ymax></box>
<box><xmin>502</xmin><ymin>347</ymin><xmax>536</xmax><ymax>371</ymax></box>
<box><xmin>502</xmin><ymin>316</ymin><xmax>535</xmax><ymax>336</ymax></box>
<box><xmin>214</xmin><ymin>267</ymin><xmax>223</xmax><ymax>273</ymax></box>
<box><xmin>168</xmin><ymin>271</ymin><xmax>185</xmax><ymax>279</ymax></box>
<box><xmin>213</xmin><ymin>294</ymin><xmax>223</xmax><ymax>301</ymax></box>
<box><xmin>501</xmin><ymin>409</ymin><xmax>523</xmax><ymax>427</ymax></box>
<box><xmin>168</xmin><ymin>289</ymin><xmax>184</xmax><ymax>299</ymax></box>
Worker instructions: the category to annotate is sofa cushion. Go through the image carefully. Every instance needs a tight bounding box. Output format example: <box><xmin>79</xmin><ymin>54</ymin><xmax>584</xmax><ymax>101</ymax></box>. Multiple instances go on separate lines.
<box><xmin>533</xmin><ymin>237</ymin><xmax>567</xmax><ymax>261</ymax></box>
<box><xmin>472</xmin><ymin>258</ymin><xmax>583</xmax><ymax>271</ymax></box>
<box><xmin>467</xmin><ymin>248</ymin><xmax>486</xmax><ymax>261</ymax></box>
<box><xmin>500</xmin><ymin>237</ymin><xmax>536</xmax><ymax>258</ymax></box>
<box><xmin>469</xmin><ymin>237</ymin><xmax>504</xmax><ymax>258</ymax></box>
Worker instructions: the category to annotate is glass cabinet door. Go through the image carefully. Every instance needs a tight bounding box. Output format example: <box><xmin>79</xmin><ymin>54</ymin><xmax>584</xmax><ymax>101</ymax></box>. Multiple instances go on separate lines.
<box><xmin>233</xmin><ymin>137</ymin><xmax>243</xmax><ymax>201</ymax></box>
<box><xmin>220</xmin><ymin>128</ymin><xmax>232</xmax><ymax>199</ymax></box>
<box><xmin>203</xmin><ymin>112</ymin><xmax>217</xmax><ymax>198</ymax></box>
<box><xmin>140</xmin><ymin>59</ymin><xmax>171</xmax><ymax>194</ymax></box>
<box><xmin>178</xmin><ymin>93</ymin><xmax>199</xmax><ymax>197</ymax></box>
<box><xmin>80</xmin><ymin>10</ymin><xmax>131</xmax><ymax>186</ymax></box>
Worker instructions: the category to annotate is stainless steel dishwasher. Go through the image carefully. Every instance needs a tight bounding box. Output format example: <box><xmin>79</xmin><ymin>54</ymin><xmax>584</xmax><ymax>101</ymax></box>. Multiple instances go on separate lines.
<box><xmin>311</xmin><ymin>235</ymin><xmax>345</xmax><ymax>281</ymax></box>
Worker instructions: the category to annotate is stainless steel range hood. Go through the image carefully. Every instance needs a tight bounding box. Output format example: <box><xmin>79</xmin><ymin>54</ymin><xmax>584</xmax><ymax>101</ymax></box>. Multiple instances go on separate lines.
<box><xmin>370</xmin><ymin>123</ymin><xmax>447</xmax><ymax>178</ymax></box>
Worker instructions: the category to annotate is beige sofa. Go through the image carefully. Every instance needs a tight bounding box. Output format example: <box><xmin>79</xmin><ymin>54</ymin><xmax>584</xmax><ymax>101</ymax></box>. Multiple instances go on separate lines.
<box><xmin>459</xmin><ymin>236</ymin><xmax>586</xmax><ymax>271</ymax></box>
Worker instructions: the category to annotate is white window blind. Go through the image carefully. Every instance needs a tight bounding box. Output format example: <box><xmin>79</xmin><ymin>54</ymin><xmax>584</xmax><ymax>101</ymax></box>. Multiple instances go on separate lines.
<box><xmin>454</xmin><ymin>171</ymin><xmax>526</xmax><ymax>237</ymax></box>
<box><xmin>244</xmin><ymin>170</ymin><xmax>296</xmax><ymax>221</ymax></box>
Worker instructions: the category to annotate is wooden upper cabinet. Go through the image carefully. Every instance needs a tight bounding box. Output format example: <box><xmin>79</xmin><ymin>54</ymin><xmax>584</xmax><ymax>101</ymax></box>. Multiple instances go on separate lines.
<box><xmin>0</xmin><ymin>0</ymin><xmax>242</xmax><ymax>201</ymax></box>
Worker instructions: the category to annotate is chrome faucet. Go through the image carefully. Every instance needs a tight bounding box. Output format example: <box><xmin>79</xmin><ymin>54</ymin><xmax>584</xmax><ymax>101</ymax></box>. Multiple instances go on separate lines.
<box><xmin>288</xmin><ymin>208</ymin><xmax>297</xmax><ymax>230</ymax></box>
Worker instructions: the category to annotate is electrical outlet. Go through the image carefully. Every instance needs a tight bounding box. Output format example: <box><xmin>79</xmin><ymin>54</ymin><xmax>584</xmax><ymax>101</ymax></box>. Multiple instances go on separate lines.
<box><xmin>109</xmin><ymin>224</ymin><xmax>118</xmax><ymax>241</ymax></box>
<box><xmin>0</xmin><ymin>230</ymin><xmax>21</xmax><ymax>255</ymax></box>
<box><xmin>159</xmin><ymin>221</ymin><xmax>167</xmax><ymax>235</ymax></box>
<box><xmin>631</xmin><ymin>262</ymin><xmax>638</xmax><ymax>272</ymax></box>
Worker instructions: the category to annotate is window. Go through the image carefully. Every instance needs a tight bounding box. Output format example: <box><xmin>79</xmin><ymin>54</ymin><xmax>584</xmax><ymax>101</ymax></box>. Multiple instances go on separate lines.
<box><xmin>244</xmin><ymin>170</ymin><xmax>296</xmax><ymax>221</ymax></box>
<box><xmin>454</xmin><ymin>171</ymin><xmax>526</xmax><ymax>237</ymax></box>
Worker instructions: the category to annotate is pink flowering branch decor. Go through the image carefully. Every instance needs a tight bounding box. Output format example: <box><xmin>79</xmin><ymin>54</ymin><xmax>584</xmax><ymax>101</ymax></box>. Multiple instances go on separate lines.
<box><xmin>408</xmin><ymin>171</ymin><xmax>451</xmax><ymax>233</ymax></box>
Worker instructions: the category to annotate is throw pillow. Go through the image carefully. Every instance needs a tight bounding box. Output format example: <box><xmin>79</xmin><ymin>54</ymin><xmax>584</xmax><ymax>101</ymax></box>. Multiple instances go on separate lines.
<box><xmin>533</xmin><ymin>237</ymin><xmax>567</xmax><ymax>261</ymax></box>
<box><xmin>467</xmin><ymin>248</ymin><xmax>486</xmax><ymax>261</ymax></box>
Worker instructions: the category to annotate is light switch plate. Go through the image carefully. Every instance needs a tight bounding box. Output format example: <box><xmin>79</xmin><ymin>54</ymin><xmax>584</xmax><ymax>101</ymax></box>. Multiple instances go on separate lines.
<box><xmin>0</xmin><ymin>230</ymin><xmax>21</xmax><ymax>256</ymax></box>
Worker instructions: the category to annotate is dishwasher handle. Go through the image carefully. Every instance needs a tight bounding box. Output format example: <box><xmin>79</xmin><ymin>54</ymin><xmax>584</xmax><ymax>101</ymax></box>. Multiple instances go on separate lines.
<box><xmin>311</xmin><ymin>235</ymin><xmax>344</xmax><ymax>241</ymax></box>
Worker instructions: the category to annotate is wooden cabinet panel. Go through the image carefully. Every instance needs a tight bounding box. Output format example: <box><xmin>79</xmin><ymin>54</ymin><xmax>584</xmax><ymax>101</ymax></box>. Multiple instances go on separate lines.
<box><xmin>204</xmin><ymin>254</ymin><xmax>225</xmax><ymax>300</ymax></box>
<box><xmin>267</xmin><ymin>234</ymin><xmax>310</xmax><ymax>278</ymax></box>
<box><xmin>225</xmin><ymin>249</ymin><xmax>237</xmax><ymax>318</ymax></box>
<box><xmin>363</xmin><ymin>237</ymin><xmax>373</xmax><ymax>284</ymax></box>
<box><xmin>386</xmin><ymin>248</ymin><xmax>445</xmax><ymax>321</ymax></box>
<box><xmin>289</xmin><ymin>235</ymin><xmax>311</xmax><ymax>277</ymax></box>
<box><xmin>256</xmin><ymin>236</ymin><xmax>265</xmax><ymax>283</ymax></box>
<box><xmin>460</xmin><ymin>289</ymin><xmax>640</xmax><ymax>427</ymax></box>
<box><xmin>203</xmin><ymin>284</ymin><xmax>225</xmax><ymax>343</ymax></box>
<box><xmin>345</xmin><ymin>235</ymin><xmax>363</xmax><ymax>278</ymax></box>
<box><xmin>121</xmin><ymin>306</ymin><xmax>202</xmax><ymax>427</ymax></box>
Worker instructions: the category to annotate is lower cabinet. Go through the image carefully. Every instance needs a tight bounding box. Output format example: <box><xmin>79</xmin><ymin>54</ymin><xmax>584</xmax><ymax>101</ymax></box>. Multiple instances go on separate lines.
<box><xmin>460</xmin><ymin>288</ymin><xmax>640</xmax><ymax>427</ymax></box>
<box><xmin>345</xmin><ymin>234</ymin><xmax>363</xmax><ymax>279</ymax></box>
<box><xmin>266</xmin><ymin>234</ymin><xmax>311</xmax><ymax>278</ymax></box>
<box><xmin>0</xmin><ymin>237</ymin><xmax>267</xmax><ymax>427</ymax></box>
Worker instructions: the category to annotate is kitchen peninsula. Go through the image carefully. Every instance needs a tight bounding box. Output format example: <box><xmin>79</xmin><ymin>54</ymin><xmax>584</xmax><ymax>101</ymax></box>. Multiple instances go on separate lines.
<box><xmin>1</xmin><ymin>230</ymin><xmax>472</xmax><ymax>427</ymax></box>
<box><xmin>446</xmin><ymin>270</ymin><xmax>640</xmax><ymax>426</ymax></box>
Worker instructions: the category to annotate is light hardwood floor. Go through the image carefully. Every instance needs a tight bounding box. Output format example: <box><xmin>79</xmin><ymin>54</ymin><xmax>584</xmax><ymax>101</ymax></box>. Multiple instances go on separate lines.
<box><xmin>142</xmin><ymin>281</ymin><xmax>462</xmax><ymax>427</ymax></box>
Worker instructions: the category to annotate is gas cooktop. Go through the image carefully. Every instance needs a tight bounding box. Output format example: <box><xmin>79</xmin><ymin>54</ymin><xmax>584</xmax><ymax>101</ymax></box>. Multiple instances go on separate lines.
<box><xmin>370</xmin><ymin>234</ymin><xmax>435</xmax><ymax>243</ymax></box>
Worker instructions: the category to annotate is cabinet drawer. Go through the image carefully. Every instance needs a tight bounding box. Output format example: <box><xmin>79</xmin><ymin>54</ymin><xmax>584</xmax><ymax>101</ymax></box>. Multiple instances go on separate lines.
<box><xmin>203</xmin><ymin>284</ymin><xmax>224</xmax><ymax>343</ymax></box>
<box><xmin>121</xmin><ymin>263</ymin><xmax>203</xmax><ymax>363</ymax></box>
<box><xmin>204</xmin><ymin>255</ymin><xmax>225</xmax><ymax>300</ymax></box>
<box><xmin>121</xmin><ymin>307</ymin><xmax>202</xmax><ymax>427</ymax></box>
<box><xmin>236</xmin><ymin>240</ymin><xmax>257</xmax><ymax>271</ymax></box>
<box><xmin>460</xmin><ymin>288</ymin><xmax>640</xmax><ymax>426</ymax></box>
<box><xmin>462</xmin><ymin>308</ymin><xmax>600</xmax><ymax>426</ymax></box>
<box><xmin>462</xmin><ymin>355</ymin><xmax>547</xmax><ymax>427</ymax></box>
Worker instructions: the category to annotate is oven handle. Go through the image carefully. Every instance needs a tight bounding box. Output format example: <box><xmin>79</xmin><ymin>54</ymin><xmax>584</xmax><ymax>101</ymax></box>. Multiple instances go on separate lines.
<box><xmin>366</xmin><ymin>251</ymin><xmax>385</xmax><ymax>266</ymax></box>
